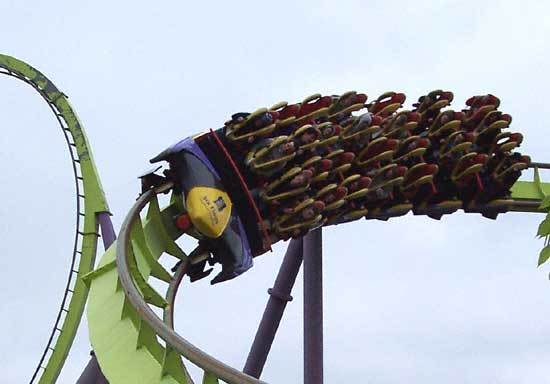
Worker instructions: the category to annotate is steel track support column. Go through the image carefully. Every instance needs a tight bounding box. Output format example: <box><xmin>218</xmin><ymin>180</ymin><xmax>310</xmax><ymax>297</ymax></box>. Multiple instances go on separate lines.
<box><xmin>303</xmin><ymin>228</ymin><xmax>323</xmax><ymax>384</ymax></box>
<box><xmin>75</xmin><ymin>352</ymin><xmax>108</xmax><ymax>384</ymax></box>
<box><xmin>243</xmin><ymin>238</ymin><xmax>304</xmax><ymax>378</ymax></box>
<box><xmin>97</xmin><ymin>212</ymin><xmax>116</xmax><ymax>250</ymax></box>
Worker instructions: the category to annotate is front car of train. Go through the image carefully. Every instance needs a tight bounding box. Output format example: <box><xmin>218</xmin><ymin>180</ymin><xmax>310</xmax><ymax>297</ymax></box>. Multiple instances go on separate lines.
<box><xmin>150</xmin><ymin>134</ymin><xmax>270</xmax><ymax>284</ymax></box>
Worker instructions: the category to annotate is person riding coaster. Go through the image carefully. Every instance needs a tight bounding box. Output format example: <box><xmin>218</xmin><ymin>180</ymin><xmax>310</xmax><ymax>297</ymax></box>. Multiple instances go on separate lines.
<box><xmin>472</xmin><ymin>110</ymin><xmax>513</xmax><ymax>150</ymax></box>
<box><xmin>356</xmin><ymin>137</ymin><xmax>399</xmax><ymax>168</ymax></box>
<box><xmin>413</xmin><ymin>89</ymin><xmax>454</xmax><ymax>114</ymax></box>
<box><xmin>361</xmin><ymin>164</ymin><xmax>408</xmax><ymax>202</ymax></box>
<box><xmin>325</xmin><ymin>149</ymin><xmax>355</xmax><ymax>174</ymax></box>
<box><xmin>225</xmin><ymin>108</ymin><xmax>279</xmax><ymax>142</ymax></box>
<box><xmin>394</xmin><ymin>136</ymin><xmax>430</xmax><ymax>165</ymax></box>
<box><xmin>316</xmin><ymin>183</ymin><xmax>348</xmax><ymax>211</ymax></box>
<box><xmin>302</xmin><ymin>155</ymin><xmax>333</xmax><ymax>180</ymax></box>
<box><xmin>451</xmin><ymin>153</ymin><xmax>490</xmax><ymax>205</ymax></box>
<box><xmin>367</xmin><ymin>91</ymin><xmax>407</xmax><ymax>117</ymax></box>
<box><xmin>459</xmin><ymin>153</ymin><xmax>530</xmax><ymax>219</ymax></box>
<box><xmin>410</xmin><ymin>90</ymin><xmax>454</xmax><ymax>133</ymax></box>
<box><xmin>427</xmin><ymin>110</ymin><xmax>463</xmax><ymax>142</ymax></box>
<box><xmin>272</xmin><ymin>198</ymin><xmax>325</xmax><ymax>239</ymax></box>
<box><xmin>270</xmin><ymin>101</ymin><xmax>301</xmax><ymax>130</ymax></box>
<box><xmin>328</xmin><ymin>91</ymin><xmax>368</xmax><ymax>121</ymax></box>
<box><xmin>474</xmin><ymin>109</ymin><xmax>512</xmax><ymax>134</ymax></box>
<box><xmin>315</xmin><ymin>122</ymin><xmax>342</xmax><ymax>149</ymax></box>
<box><xmin>382</xmin><ymin>110</ymin><xmax>420</xmax><ymax>138</ymax></box>
<box><xmin>484</xmin><ymin>131</ymin><xmax>523</xmax><ymax>155</ymax></box>
<box><xmin>293</xmin><ymin>93</ymin><xmax>333</xmax><ymax>124</ymax></box>
<box><xmin>401</xmin><ymin>163</ymin><xmax>439</xmax><ymax>205</ymax></box>
<box><xmin>461</xmin><ymin>94</ymin><xmax>501</xmax><ymax>130</ymax></box>
<box><xmin>437</xmin><ymin>131</ymin><xmax>475</xmax><ymax>165</ymax></box>
<box><xmin>323</xmin><ymin>174</ymin><xmax>372</xmax><ymax>224</ymax></box>
<box><xmin>245</xmin><ymin>135</ymin><xmax>297</xmax><ymax>176</ymax></box>
<box><xmin>260</xmin><ymin>167</ymin><xmax>313</xmax><ymax>203</ymax></box>
<box><xmin>361</xmin><ymin>164</ymin><xmax>411</xmax><ymax>220</ymax></box>
<box><xmin>489</xmin><ymin>153</ymin><xmax>531</xmax><ymax>189</ymax></box>
<box><xmin>291</xmin><ymin>124</ymin><xmax>322</xmax><ymax>154</ymax></box>
<box><xmin>340</xmin><ymin>112</ymin><xmax>378</xmax><ymax>139</ymax></box>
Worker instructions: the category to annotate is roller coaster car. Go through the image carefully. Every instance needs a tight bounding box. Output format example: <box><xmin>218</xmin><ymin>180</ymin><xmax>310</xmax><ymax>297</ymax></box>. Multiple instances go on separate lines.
<box><xmin>151</xmin><ymin>135</ymin><xmax>271</xmax><ymax>284</ymax></box>
<box><xmin>462</xmin><ymin>154</ymin><xmax>529</xmax><ymax>217</ymax></box>
<box><xmin>316</xmin><ymin>122</ymin><xmax>341</xmax><ymax>147</ymax></box>
<box><xmin>356</xmin><ymin>137</ymin><xmax>399</xmax><ymax>168</ymax></box>
<box><xmin>473</xmin><ymin>111</ymin><xmax>513</xmax><ymax>149</ymax></box>
<box><xmin>225</xmin><ymin>108</ymin><xmax>279</xmax><ymax>142</ymax></box>
<box><xmin>367</xmin><ymin>91</ymin><xmax>406</xmax><ymax>117</ymax></box>
<box><xmin>261</xmin><ymin>167</ymin><xmax>313</xmax><ymax>203</ymax></box>
<box><xmin>413</xmin><ymin>90</ymin><xmax>454</xmax><ymax>114</ymax></box>
<box><xmin>303</xmin><ymin>155</ymin><xmax>333</xmax><ymax>176</ymax></box>
<box><xmin>315</xmin><ymin>183</ymin><xmax>348</xmax><ymax>211</ymax></box>
<box><xmin>326</xmin><ymin>149</ymin><xmax>355</xmax><ymax>174</ymax></box>
<box><xmin>343</xmin><ymin>174</ymin><xmax>372</xmax><ymax>201</ymax></box>
<box><xmin>491</xmin><ymin>153</ymin><xmax>530</xmax><ymax>185</ymax></box>
<box><xmin>439</xmin><ymin>131</ymin><xmax>474</xmax><ymax>161</ymax></box>
<box><xmin>328</xmin><ymin>91</ymin><xmax>368</xmax><ymax>119</ymax></box>
<box><xmin>383</xmin><ymin>110</ymin><xmax>420</xmax><ymax>138</ymax></box>
<box><xmin>292</xmin><ymin>124</ymin><xmax>321</xmax><ymax>151</ymax></box>
<box><xmin>451</xmin><ymin>153</ymin><xmax>489</xmax><ymax>186</ymax></box>
<box><xmin>466</xmin><ymin>94</ymin><xmax>500</xmax><ymax>110</ymax></box>
<box><xmin>270</xmin><ymin>101</ymin><xmax>301</xmax><ymax>127</ymax></box>
<box><xmin>462</xmin><ymin>94</ymin><xmax>500</xmax><ymax>128</ymax></box>
<box><xmin>401</xmin><ymin>163</ymin><xmax>439</xmax><ymax>204</ymax></box>
<box><xmin>489</xmin><ymin>132</ymin><xmax>523</xmax><ymax>154</ymax></box>
<box><xmin>427</xmin><ymin>110</ymin><xmax>463</xmax><ymax>141</ymax></box>
<box><xmin>366</xmin><ymin>202</ymin><xmax>413</xmax><ymax>221</ymax></box>
<box><xmin>294</xmin><ymin>93</ymin><xmax>333</xmax><ymax>124</ymax></box>
<box><xmin>245</xmin><ymin>136</ymin><xmax>296</xmax><ymax>175</ymax></box>
<box><xmin>273</xmin><ymin>198</ymin><xmax>325</xmax><ymax>238</ymax></box>
<box><xmin>341</xmin><ymin>113</ymin><xmax>378</xmax><ymax>140</ymax></box>
<box><xmin>397</xmin><ymin>135</ymin><xmax>430</xmax><ymax>159</ymax></box>
<box><xmin>363</xmin><ymin>164</ymin><xmax>408</xmax><ymax>201</ymax></box>
<box><xmin>474</xmin><ymin>110</ymin><xmax>512</xmax><ymax>134</ymax></box>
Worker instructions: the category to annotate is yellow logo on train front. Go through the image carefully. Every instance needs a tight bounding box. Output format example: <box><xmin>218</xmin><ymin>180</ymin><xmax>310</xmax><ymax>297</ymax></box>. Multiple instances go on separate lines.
<box><xmin>186</xmin><ymin>187</ymin><xmax>232</xmax><ymax>238</ymax></box>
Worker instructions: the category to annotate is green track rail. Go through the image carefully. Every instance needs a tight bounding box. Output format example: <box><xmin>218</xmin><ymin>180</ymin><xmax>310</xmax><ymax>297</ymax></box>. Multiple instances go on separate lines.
<box><xmin>0</xmin><ymin>54</ymin><xmax>109</xmax><ymax>384</ymax></box>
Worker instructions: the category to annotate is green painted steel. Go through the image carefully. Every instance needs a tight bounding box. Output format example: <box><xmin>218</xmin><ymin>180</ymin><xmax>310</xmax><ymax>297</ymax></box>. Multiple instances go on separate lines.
<box><xmin>511</xmin><ymin>181</ymin><xmax>550</xmax><ymax>202</ymax></box>
<box><xmin>0</xmin><ymin>54</ymin><xmax>109</xmax><ymax>384</ymax></box>
<box><xmin>87</xmin><ymin>197</ymin><xmax>190</xmax><ymax>384</ymax></box>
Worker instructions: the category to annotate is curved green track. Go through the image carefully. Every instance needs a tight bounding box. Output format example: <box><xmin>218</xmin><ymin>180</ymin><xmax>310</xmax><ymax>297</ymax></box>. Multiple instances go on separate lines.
<box><xmin>0</xmin><ymin>54</ymin><xmax>109</xmax><ymax>383</ymax></box>
<box><xmin>3</xmin><ymin>54</ymin><xmax>550</xmax><ymax>384</ymax></box>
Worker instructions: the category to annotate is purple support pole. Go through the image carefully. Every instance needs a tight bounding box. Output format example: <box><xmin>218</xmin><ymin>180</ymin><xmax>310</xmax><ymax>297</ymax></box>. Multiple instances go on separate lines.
<box><xmin>97</xmin><ymin>212</ymin><xmax>116</xmax><ymax>250</ymax></box>
<box><xmin>303</xmin><ymin>228</ymin><xmax>323</xmax><ymax>384</ymax></box>
<box><xmin>75</xmin><ymin>352</ymin><xmax>108</xmax><ymax>384</ymax></box>
<box><xmin>243</xmin><ymin>238</ymin><xmax>304</xmax><ymax>378</ymax></box>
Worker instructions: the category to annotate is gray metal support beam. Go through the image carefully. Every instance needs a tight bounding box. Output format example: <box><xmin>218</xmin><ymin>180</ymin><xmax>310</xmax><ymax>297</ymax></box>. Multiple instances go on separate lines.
<box><xmin>243</xmin><ymin>238</ymin><xmax>304</xmax><ymax>378</ymax></box>
<box><xmin>303</xmin><ymin>228</ymin><xmax>323</xmax><ymax>384</ymax></box>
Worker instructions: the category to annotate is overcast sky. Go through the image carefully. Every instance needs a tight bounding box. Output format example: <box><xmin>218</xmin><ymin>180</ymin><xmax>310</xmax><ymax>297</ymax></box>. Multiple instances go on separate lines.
<box><xmin>2</xmin><ymin>0</ymin><xmax>550</xmax><ymax>383</ymax></box>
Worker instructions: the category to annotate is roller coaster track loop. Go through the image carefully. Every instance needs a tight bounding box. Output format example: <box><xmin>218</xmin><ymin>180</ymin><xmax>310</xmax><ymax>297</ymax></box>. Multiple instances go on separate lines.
<box><xmin>163</xmin><ymin>260</ymin><xmax>195</xmax><ymax>384</ymax></box>
<box><xmin>116</xmin><ymin>183</ymin><xmax>266</xmax><ymax>384</ymax></box>
<box><xmin>0</xmin><ymin>54</ymin><xmax>108</xmax><ymax>384</ymax></box>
